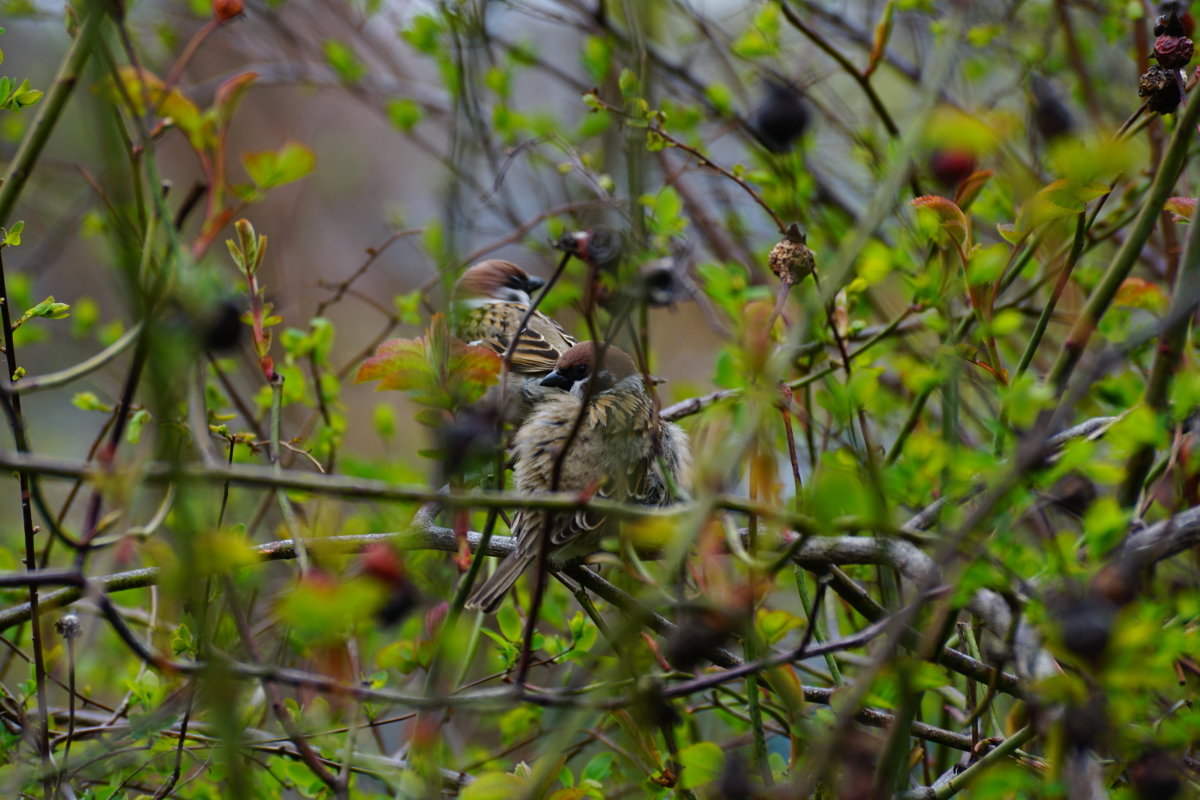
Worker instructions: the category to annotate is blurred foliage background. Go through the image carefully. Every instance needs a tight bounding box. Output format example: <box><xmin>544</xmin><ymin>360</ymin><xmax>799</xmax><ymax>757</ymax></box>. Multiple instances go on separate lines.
<box><xmin>0</xmin><ymin>0</ymin><xmax>1199</xmax><ymax>798</ymax></box>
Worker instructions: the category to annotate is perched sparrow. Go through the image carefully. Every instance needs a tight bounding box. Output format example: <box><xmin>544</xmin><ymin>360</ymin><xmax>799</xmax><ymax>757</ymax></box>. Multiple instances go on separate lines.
<box><xmin>452</xmin><ymin>259</ymin><xmax>576</xmax><ymax>375</ymax></box>
<box><xmin>465</xmin><ymin>342</ymin><xmax>692</xmax><ymax>612</ymax></box>
<box><xmin>553</xmin><ymin>228</ymin><xmax>627</xmax><ymax>274</ymax></box>
<box><xmin>452</xmin><ymin>259</ymin><xmax>577</xmax><ymax>424</ymax></box>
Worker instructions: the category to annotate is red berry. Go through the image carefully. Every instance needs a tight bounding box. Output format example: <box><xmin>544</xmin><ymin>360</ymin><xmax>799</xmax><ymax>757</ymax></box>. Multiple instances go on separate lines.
<box><xmin>1154</xmin><ymin>34</ymin><xmax>1194</xmax><ymax>68</ymax></box>
<box><xmin>929</xmin><ymin>150</ymin><xmax>976</xmax><ymax>188</ymax></box>
<box><xmin>213</xmin><ymin>0</ymin><xmax>244</xmax><ymax>23</ymax></box>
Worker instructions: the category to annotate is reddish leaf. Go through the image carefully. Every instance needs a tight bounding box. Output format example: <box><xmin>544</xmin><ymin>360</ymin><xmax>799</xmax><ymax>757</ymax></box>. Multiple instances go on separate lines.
<box><xmin>954</xmin><ymin>169</ymin><xmax>994</xmax><ymax>210</ymax></box>
<box><xmin>1115</xmin><ymin>277</ymin><xmax>1168</xmax><ymax>312</ymax></box>
<box><xmin>355</xmin><ymin>314</ymin><xmax>501</xmax><ymax>417</ymax></box>
<box><xmin>213</xmin><ymin>71</ymin><xmax>257</xmax><ymax>130</ymax></box>
<box><xmin>1166</xmin><ymin>196</ymin><xmax>1197</xmax><ymax>221</ymax></box>
<box><xmin>105</xmin><ymin>66</ymin><xmax>206</xmax><ymax>151</ymax></box>
<box><xmin>911</xmin><ymin>195</ymin><xmax>969</xmax><ymax>248</ymax></box>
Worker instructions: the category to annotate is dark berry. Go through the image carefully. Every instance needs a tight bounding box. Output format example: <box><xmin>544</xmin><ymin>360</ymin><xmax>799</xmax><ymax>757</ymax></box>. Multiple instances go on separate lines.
<box><xmin>1129</xmin><ymin>751</ymin><xmax>1182</xmax><ymax>800</ymax></box>
<box><xmin>201</xmin><ymin>299</ymin><xmax>244</xmax><ymax>353</ymax></box>
<box><xmin>1056</xmin><ymin>593</ymin><xmax>1116</xmax><ymax>663</ymax></box>
<box><xmin>748</xmin><ymin>81</ymin><xmax>810</xmax><ymax>154</ymax></box>
<box><xmin>1031</xmin><ymin>78</ymin><xmax>1075</xmax><ymax>142</ymax></box>
<box><xmin>929</xmin><ymin>149</ymin><xmax>977</xmax><ymax>188</ymax></box>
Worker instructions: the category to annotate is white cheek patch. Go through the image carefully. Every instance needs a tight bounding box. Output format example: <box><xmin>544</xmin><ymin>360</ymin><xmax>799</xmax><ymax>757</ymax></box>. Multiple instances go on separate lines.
<box><xmin>499</xmin><ymin>288</ymin><xmax>533</xmax><ymax>304</ymax></box>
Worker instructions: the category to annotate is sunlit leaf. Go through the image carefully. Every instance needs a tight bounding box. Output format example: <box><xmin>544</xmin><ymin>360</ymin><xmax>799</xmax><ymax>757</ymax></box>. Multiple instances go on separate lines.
<box><xmin>677</xmin><ymin>741</ymin><xmax>724</xmax><ymax>789</ymax></box>
<box><xmin>242</xmin><ymin>141</ymin><xmax>317</xmax><ymax>190</ymax></box>
<box><xmin>911</xmin><ymin>195</ymin><xmax>969</xmax><ymax>249</ymax></box>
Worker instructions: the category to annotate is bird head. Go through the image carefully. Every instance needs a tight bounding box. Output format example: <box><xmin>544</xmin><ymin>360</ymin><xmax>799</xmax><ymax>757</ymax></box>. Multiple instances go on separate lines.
<box><xmin>455</xmin><ymin>259</ymin><xmax>547</xmax><ymax>305</ymax></box>
<box><xmin>540</xmin><ymin>341</ymin><xmax>639</xmax><ymax>396</ymax></box>
<box><xmin>552</xmin><ymin>228</ymin><xmax>627</xmax><ymax>271</ymax></box>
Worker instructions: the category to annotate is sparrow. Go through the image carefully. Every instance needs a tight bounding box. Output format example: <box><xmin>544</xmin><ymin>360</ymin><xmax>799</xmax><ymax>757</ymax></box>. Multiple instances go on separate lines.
<box><xmin>452</xmin><ymin>259</ymin><xmax>578</xmax><ymax>424</ymax></box>
<box><xmin>452</xmin><ymin>259</ymin><xmax>576</xmax><ymax>375</ymax></box>
<box><xmin>464</xmin><ymin>341</ymin><xmax>692</xmax><ymax>612</ymax></box>
<box><xmin>553</xmin><ymin>228</ymin><xmax>627</xmax><ymax>275</ymax></box>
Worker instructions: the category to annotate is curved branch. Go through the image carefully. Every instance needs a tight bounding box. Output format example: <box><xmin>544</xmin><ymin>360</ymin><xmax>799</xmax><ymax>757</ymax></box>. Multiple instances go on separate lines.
<box><xmin>1</xmin><ymin>323</ymin><xmax>142</xmax><ymax>395</ymax></box>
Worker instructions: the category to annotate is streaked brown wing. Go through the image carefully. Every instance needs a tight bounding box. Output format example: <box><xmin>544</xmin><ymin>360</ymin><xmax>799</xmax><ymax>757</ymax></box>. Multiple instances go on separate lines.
<box><xmin>457</xmin><ymin>303</ymin><xmax>575</xmax><ymax>374</ymax></box>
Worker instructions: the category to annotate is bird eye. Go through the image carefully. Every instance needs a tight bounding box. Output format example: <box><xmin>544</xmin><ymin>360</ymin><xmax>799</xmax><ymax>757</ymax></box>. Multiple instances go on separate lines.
<box><xmin>504</xmin><ymin>275</ymin><xmax>526</xmax><ymax>290</ymax></box>
<box><xmin>565</xmin><ymin>363</ymin><xmax>589</xmax><ymax>380</ymax></box>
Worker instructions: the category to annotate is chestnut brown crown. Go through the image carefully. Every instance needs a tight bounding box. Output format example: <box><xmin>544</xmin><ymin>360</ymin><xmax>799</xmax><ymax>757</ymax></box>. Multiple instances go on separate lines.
<box><xmin>540</xmin><ymin>342</ymin><xmax>639</xmax><ymax>392</ymax></box>
<box><xmin>455</xmin><ymin>260</ymin><xmax>546</xmax><ymax>304</ymax></box>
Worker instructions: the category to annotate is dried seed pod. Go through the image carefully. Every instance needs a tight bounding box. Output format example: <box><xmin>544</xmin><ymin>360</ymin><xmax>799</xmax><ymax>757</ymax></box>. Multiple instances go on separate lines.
<box><xmin>55</xmin><ymin>614</ymin><xmax>81</xmax><ymax>640</ymax></box>
<box><xmin>1139</xmin><ymin>65</ymin><xmax>1183</xmax><ymax>113</ymax></box>
<box><xmin>768</xmin><ymin>223</ymin><xmax>815</xmax><ymax>286</ymax></box>
<box><xmin>1153</xmin><ymin>34</ymin><xmax>1195</xmax><ymax>68</ymax></box>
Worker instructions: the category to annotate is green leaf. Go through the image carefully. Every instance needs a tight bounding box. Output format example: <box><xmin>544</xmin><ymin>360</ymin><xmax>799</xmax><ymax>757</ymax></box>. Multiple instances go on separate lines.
<box><xmin>323</xmin><ymin>39</ymin><xmax>366</xmax><ymax>83</ymax></box>
<box><xmin>72</xmin><ymin>392</ymin><xmax>112</xmax><ymax>412</ymax></box>
<box><xmin>581</xmin><ymin>752</ymin><xmax>614</xmax><ymax>783</ymax></box>
<box><xmin>3</xmin><ymin>220</ymin><xmax>22</xmax><ymax>247</ymax></box>
<box><xmin>1083</xmin><ymin>497</ymin><xmax>1130</xmax><ymax>559</ymax></box>
<box><xmin>966</xmin><ymin>243</ymin><xmax>1007</xmax><ymax>286</ymax></box>
<box><xmin>911</xmin><ymin>195</ymin><xmax>969</xmax><ymax>249</ymax></box>
<box><xmin>402</xmin><ymin>14</ymin><xmax>442</xmax><ymax>54</ymax></box>
<box><xmin>581</xmin><ymin>36</ymin><xmax>610</xmax><ymax>82</ymax></box>
<box><xmin>386</xmin><ymin>98</ymin><xmax>424</xmax><ymax>132</ymax></box>
<box><xmin>372</xmin><ymin>402</ymin><xmax>396</xmax><ymax>440</ymax></box>
<box><xmin>497</xmin><ymin>604</ymin><xmax>522</xmax><ymax>641</ymax></box>
<box><xmin>242</xmin><ymin>141</ymin><xmax>317</xmax><ymax>190</ymax></box>
<box><xmin>460</xmin><ymin>773</ymin><xmax>527</xmax><ymax>800</ymax></box>
<box><xmin>126</xmin><ymin>409</ymin><xmax>151</xmax><ymax>444</ymax></box>
<box><xmin>758</xmin><ymin>608</ymin><xmax>804</xmax><ymax>645</ymax></box>
<box><xmin>104</xmin><ymin>66</ymin><xmax>206</xmax><ymax>151</ymax></box>
<box><xmin>704</xmin><ymin>82</ymin><xmax>733</xmax><ymax>115</ymax></box>
<box><xmin>677</xmin><ymin>741</ymin><xmax>724</xmax><ymax>789</ymax></box>
<box><xmin>617</xmin><ymin>68</ymin><xmax>640</xmax><ymax>98</ymax></box>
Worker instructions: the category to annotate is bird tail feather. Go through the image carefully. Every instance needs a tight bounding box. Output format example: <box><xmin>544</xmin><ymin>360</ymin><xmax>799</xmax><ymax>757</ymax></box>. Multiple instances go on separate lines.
<box><xmin>464</xmin><ymin>551</ymin><xmax>535</xmax><ymax>613</ymax></box>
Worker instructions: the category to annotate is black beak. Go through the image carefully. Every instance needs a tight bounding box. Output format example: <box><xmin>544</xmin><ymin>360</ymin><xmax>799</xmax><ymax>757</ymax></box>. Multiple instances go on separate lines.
<box><xmin>540</xmin><ymin>370</ymin><xmax>574</xmax><ymax>390</ymax></box>
<box><xmin>525</xmin><ymin>275</ymin><xmax>547</xmax><ymax>294</ymax></box>
<box><xmin>551</xmin><ymin>231</ymin><xmax>588</xmax><ymax>256</ymax></box>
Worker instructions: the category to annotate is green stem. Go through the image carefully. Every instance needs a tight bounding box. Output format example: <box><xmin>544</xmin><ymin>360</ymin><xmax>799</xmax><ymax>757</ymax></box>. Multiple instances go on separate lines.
<box><xmin>1047</xmin><ymin>95</ymin><xmax>1200</xmax><ymax>392</ymax></box>
<box><xmin>0</xmin><ymin>9</ymin><xmax>104</xmax><ymax>227</ymax></box>
<box><xmin>1117</xmin><ymin>191</ymin><xmax>1200</xmax><ymax>507</ymax></box>
<box><xmin>795</xmin><ymin>569</ymin><xmax>842</xmax><ymax>684</ymax></box>
<box><xmin>270</xmin><ymin>376</ymin><xmax>308</xmax><ymax>572</ymax></box>
<box><xmin>2</xmin><ymin>323</ymin><xmax>142</xmax><ymax>395</ymax></box>
<box><xmin>895</xmin><ymin>725</ymin><xmax>1036</xmax><ymax>800</ymax></box>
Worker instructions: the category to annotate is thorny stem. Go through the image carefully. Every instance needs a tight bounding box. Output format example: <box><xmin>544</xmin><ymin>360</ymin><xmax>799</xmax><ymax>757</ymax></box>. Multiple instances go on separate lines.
<box><xmin>1117</xmin><ymin>183</ymin><xmax>1200</xmax><ymax>507</ymax></box>
<box><xmin>1047</xmin><ymin>86</ymin><xmax>1200</xmax><ymax>392</ymax></box>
